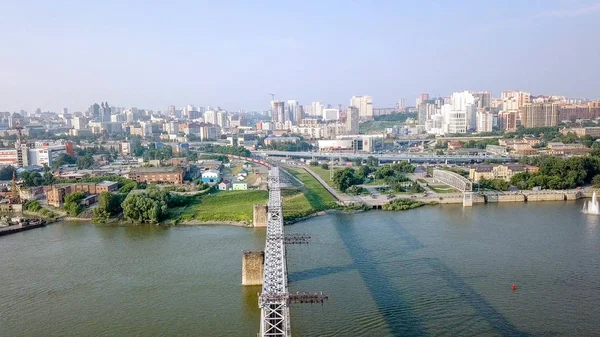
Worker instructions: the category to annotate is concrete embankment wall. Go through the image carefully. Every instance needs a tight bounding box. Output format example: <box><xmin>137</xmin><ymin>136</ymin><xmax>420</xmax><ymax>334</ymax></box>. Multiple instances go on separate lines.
<box><xmin>486</xmin><ymin>194</ymin><xmax>527</xmax><ymax>203</ymax></box>
<box><xmin>419</xmin><ymin>192</ymin><xmax>586</xmax><ymax>205</ymax></box>
<box><xmin>525</xmin><ymin>193</ymin><xmax>566</xmax><ymax>201</ymax></box>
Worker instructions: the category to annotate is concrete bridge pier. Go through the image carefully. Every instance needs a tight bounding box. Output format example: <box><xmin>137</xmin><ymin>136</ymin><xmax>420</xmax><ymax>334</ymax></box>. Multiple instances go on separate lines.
<box><xmin>253</xmin><ymin>205</ymin><xmax>268</xmax><ymax>227</ymax></box>
<box><xmin>242</xmin><ymin>251</ymin><xmax>264</xmax><ymax>286</ymax></box>
<box><xmin>463</xmin><ymin>192</ymin><xmax>473</xmax><ymax>207</ymax></box>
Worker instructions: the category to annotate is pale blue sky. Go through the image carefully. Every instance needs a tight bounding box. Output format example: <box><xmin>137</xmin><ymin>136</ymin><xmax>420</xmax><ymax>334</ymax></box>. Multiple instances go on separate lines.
<box><xmin>1</xmin><ymin>0</ymin><xmax>599</xmax><ymax>112</ymax></box>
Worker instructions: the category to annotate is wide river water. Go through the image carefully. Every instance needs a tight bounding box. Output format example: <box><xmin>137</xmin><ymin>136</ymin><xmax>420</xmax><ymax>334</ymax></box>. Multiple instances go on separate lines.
<box><xmin>1</xmin><ymin>201</ymin><xmax>599</xmax><ymax>337</ymax></box>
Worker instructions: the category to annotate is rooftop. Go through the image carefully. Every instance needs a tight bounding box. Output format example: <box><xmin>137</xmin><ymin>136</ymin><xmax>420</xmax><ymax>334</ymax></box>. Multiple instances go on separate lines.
<box><xmin>97</xmin><ymin>180</ymin><xmax>118</xmax><ymax>186</ymax></box>
<box><xmin>130</xmin><ymin>166</ymin><xmax>183</xmax><ymax>173</ymax></box>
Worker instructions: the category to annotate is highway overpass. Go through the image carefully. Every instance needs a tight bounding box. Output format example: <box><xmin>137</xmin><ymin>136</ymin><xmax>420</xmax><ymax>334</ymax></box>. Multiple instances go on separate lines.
<box><xmin>254</xmin><ymin>151</ymin><xmax>517</xmax><ymax>164</ymax></box>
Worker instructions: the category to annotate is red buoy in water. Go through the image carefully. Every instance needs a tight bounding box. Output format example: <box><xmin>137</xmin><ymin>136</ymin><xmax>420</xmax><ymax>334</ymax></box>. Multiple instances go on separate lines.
<box><xmin>512</xmin><ymin>284</ymin><xmax>517</xmax><ymax>291</ymax></box>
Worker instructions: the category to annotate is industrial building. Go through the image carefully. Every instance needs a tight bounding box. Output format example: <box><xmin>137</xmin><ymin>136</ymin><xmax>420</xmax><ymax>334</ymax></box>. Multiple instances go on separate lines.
<box><xmin>129</xmin><ymin>166</ymin><xmax>185</xmax><ymax>184</ymax></box>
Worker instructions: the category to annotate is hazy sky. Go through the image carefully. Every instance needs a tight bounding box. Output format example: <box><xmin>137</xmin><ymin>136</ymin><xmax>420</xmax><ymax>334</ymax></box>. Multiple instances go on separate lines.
<box><xmin>1</xmin><ymin>0</ymin><xmax>599</xmax><ymax>112</ymax></box>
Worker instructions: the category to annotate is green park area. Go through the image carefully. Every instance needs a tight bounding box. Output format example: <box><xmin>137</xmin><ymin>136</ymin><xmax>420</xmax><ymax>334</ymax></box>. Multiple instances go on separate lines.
<box><xmin>168</xmin><ymin>167</ymin><xmax>338</xmax><ymax>224</ymax></box>
<box><xmin>359</xmin><ymin>121</ymin><xmax>399</xmax><ymax>133</ymax></box>
<box><xmin>428</xmin><ymin>185</ymin><xmax>459</xmax><ymax>193</ymax></box>
<box><xmin>308</xmin><ymin>166</ymin><xmax>337</xmax><ymax>186</ymax></box>
<box><xmin>284</xmin><ymin>167</ymin><xmax>338</xmax><ymax>221</ymax></box>
<box><xmin>171</xmin><ymin>190</ymin><xmax>268</xmax><ymax>223</ymax></box>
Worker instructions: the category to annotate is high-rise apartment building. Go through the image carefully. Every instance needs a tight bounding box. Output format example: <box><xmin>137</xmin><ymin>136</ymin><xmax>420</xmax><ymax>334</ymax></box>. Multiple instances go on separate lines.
<box><xmin>501</xmin><ymin>90</ymin><xmax>531</xmax><ymax>111</ymax></box>
<box><xmin>322</xmin><ymin>108</ymin><xmax>339</xmax><ymax>121</ymax></box>
<box><xmin>296</xmin><ymin>105</ymin><xmax>304</xmax><ymax>125</ymax></box>
<box><xmin>309</xmin><ymin>102</ymin><xmax>323</xmax><ymax>117</ymax></box>
<box><xmin>100</xmin><ymin>102</ymin><xmax>111</xmax><ymax>122</ymax></box>
<box><xmin>88</xmin><ymin>103</ymin><xmax>100</xmax><ymax>119</ymax></box>
<box><xmin>450</xmin><ymin>91</ymin><xmax>477</xmax><ymax>131</ymax></box>
<box><xmin>204</xmin><ymin>110</ymin><xmax>216</xmax><ymax>125</ymax></box>
<box><xmin>287</xmin><ymin>100</ymin><xmax>299</xmax><ymax>124</ymax></box>
<box><xmin>216</xmin><ymin>110</ymin><xmax>228</xmax><ymax>128</ymax></box>
<box><xmin>476</xmin><ymin>109</ymin><xmax>494</xmax><ymax>133</ymax></box>
<box><xmin>271</xmin><ymin>101</ymin><xmax>285</xmax><ymax>123</ymax></box>
<box><xmin>346</xmin><ymin>106</ymin><xmax>359</xmax><ymax>134</ymax></box>
<box><xmin>416</xmin><ymin>93</ymin><xmax>430</xmax><ymax>107</ymax></box>
<box><xmin>350</xmin><ymin>95</ymin><xmax>373</xmax><ymax>120</ymax></box>
<box><xmin>521</xmin><ymin>103</ymin><xmax>560</xmax><ymax>128</ymax></box>
<box><xmin>472</xmin><ymin>91</ymin><xmax>491</xmax><ymax>109</ymax></box>
<box><xmin>397</xmin><ymin>98</ymin><xmax>406</xmax><ymax>111</ymax></box>
<box><xmin>73</xmin><ymin>116</ymin><xmax>88</xmax><ymax>130</ymax></box>
<box><xmin>168</xmin><ymin>105</ymin><xmax>176</xmax><ymax>116</ymax></box>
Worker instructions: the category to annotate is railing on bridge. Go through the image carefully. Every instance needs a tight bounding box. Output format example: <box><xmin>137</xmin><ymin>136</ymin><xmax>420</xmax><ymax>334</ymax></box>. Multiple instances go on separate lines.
<box><xmin>259</xmin><ymin>166</ymin><xmax>291</xmax><ymax>337</ymax></box>
<box><xmin>258</xmin><ymin>167</ymin><xmax>327</xmax><ymax>337</ymax></box>
<box><xmin>432</xmin><ymin>169</ymin><xmax>473</xmax><ymax>192</ymax></box>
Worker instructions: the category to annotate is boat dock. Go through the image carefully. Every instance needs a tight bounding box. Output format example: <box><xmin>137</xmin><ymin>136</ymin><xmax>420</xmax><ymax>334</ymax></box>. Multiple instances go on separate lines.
<box><xmin>0</xmin><ymin>221</ymin><xmax>47</xmax><ymax>237</ymax></box>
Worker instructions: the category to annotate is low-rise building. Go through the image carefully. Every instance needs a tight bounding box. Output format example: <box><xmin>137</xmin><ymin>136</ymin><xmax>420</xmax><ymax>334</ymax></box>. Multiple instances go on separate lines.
<box><xmin>560</xmin><ymin>127</ymin><xmax>600</xmax><ymax>138</ymax></box>
<box><xmin>219</xmin><ymin>180</ymin><xmax>231</xmax><ymax>191</ymax></box>
<box><xmin>469</xmin><ymin>164</ymin><xmax>539</xmax><ymax>182</ymax></box>
<box><xmin>469</xmin><ymin>165</ymin><xmax>494</xmax><ymax>182</ymax></box>
<box><xmin>232</xmin><ymin>182</ymin><xmax>248</xmax><ymax>190</ymax></box>
<box><xmin>45</xmin><ymin>181</ymin><xmax>118</xmax><ymax>207</ymax></box>
<box><xmin>129</xmin><ymin>166</ymin><xmax>185</xmax><ymax>184</ymax></box>
<box><xmin>201</xmin><ymin>169</ymin><xmax>221</xmax><ymax>184</ymax></box>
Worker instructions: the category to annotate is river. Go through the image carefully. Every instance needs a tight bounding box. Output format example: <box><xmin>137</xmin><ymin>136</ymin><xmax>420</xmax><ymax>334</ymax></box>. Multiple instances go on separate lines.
<box><xmin>1</xmin><ymin>201</ymin><xmax>599</xmax><ymax>336</ymax></box>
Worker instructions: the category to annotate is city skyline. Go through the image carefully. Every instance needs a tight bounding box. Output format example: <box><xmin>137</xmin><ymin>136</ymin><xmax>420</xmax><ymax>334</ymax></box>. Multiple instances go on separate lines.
<box><xmin>2</xmin><ymin>0</ymin><xmax>600</xmax><ymax>112</ymax></box>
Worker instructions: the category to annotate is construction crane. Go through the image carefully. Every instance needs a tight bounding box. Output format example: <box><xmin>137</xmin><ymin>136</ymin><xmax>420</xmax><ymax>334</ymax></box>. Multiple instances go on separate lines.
<box><xmin>269</xmin><ymin>93</ymin><xmax>275</xmax><ymax>102</ymax></box>
<box><xmin>9</xmin><ymin>171</ymin><xmax>22</xmax><ymax>205</ymax></box>
<box><xmin>14</xmin><ymin>120</ymin><xmax>24</xmax><ymax>145</ymax></box>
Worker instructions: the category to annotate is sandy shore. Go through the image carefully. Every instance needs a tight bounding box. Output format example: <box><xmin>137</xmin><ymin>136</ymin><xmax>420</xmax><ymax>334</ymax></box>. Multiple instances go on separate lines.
<box><xmin>177</xmin><ymin>220</ymin><xmax>251</xmax><ymax>227</ymax></box>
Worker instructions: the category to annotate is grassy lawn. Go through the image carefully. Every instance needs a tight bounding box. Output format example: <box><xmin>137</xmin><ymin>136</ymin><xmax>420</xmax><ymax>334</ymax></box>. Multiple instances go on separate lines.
<box><xmin>359</xmin><ymin>121</ymin><xmax>400</xmax><ymax>133</ymax></box>
<box><xmin>366</xmin><ymin>178</ymin><xmax>387</xmax><ymax>186</ymax></box>
<box><xmin>172</xmin><ymin>190</ymin><xmax>268</xmax><ymax>223</ymax></box>
<box><xmin>429</xmin><ymin>185</ymin><xmax>459</xmax><ymax>193</ymax></box>
<box><xmin>308</xmin><ymin>166</ymin><xmax>336</xmax><ymax>186</ymax></box>
<box><xmin>169</xmin><ymin>168</ymin><xmax>339</xmax><ymax>224</ymax></box>
<box><xmin>284</xmin><ymin>168</ymin><xmax>338</xmax><ymax>221</ymax></box>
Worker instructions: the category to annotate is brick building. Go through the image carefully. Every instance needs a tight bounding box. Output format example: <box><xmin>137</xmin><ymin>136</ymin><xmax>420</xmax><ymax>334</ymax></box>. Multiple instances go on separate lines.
<box><xmin>46</xmin><ymin>181</ymin><xmax>119</xmax><ymax>207</ymax></box>
<box><xmin>129</xmin><ymin>166</ymin><xmax>185</xmax><ymax>184</ymax></box>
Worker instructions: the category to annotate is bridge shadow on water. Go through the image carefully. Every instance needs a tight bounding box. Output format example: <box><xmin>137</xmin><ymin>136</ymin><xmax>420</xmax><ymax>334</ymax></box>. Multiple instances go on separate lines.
<box><xmin>288</xmin><ymin>264</ymin><xmax>354</xmax><ymax>283</ymax></box>
<box><xmin>330</xmin><ymin>213</ymin><xmax>534</xmax><ymax>337</ymax></box>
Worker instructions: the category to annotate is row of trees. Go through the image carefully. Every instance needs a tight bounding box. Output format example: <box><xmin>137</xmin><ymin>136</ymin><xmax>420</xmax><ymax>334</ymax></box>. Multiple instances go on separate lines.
<box><xmin>20</xmin><ymin>170</ymin><xmax>54</xmax><ymax>187</ymax></box>
<box><xmin>205</xmin><ymin>145</ymin><xmax>251</xmax><ymax>157</ymax></box>
<box><xmin>331</xmin><ymin>159</ymin><xmax>416</xmax><ymax>192</ymax></box>
<box><xmin>373</xmin><ymin>112</ymin><xmax>417</xmax><ymax>122</ymax></box>
<box><xmin>511</xmin><ymin>156</ymin><xmax>600</xmax><ymax>190</ymax></box>
<box><xmin>93</xmin><ymin>192</ymin><xmax>127</xmax><ymax>223</ymax></box>
<box><xmin>63</xmin><ymin>192</ymin><xmax>86</xmax><ymax>216</ymax></box>
<box><xmin>120</xmin><ymin>188</ymin><xmax>191</xmax><ymax>223</ymax></box>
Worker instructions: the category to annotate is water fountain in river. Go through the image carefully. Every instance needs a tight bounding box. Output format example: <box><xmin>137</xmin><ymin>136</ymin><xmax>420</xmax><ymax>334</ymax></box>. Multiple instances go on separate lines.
<box><xmin>583</xmin><ymin>191</ymin><xmax>600</xmax><ymax>214</ymax></box>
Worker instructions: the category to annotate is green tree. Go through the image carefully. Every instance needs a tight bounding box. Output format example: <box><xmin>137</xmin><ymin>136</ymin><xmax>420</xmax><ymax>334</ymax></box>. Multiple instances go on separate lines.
<box><xmin>63</xmin><ymin>192</ymin><xmax>86</xmax><ymax>216</ymax></box>
<box><xmin>77</xmin><ymin>154</ymin><xmax>94</xmax><ymax>169</ymax></box>
<box><xmin>357</xmin><ymin>165</ymin><xmax>373</xmax><ymax>180</ymax></box>
<box><xmin>593</xmin><ymin>174</ymin><xmax>600</xmax><ymax>187</ymax></box>
<box><xmin>43</xmin><ymin>171</ymin><xmax>54</xmax><ymax>185</ymax></box>
<box><xmin>121</xmin><ymin>192</ymin><xmax>168</xmax><ymax>223</ymax></box>
<box><xmin>332</xmin><ymin>168</ymin><xmax>362</xmax><ymax>192</ymax></box>
<box><xmin>366</xmin><ymin>156</ymin><xmax>379</xmax><ymax>167</ymax></box>
<box><xmin>65</xmin><ymin>202</ymin><xmax>83</xmax><ymax>216</ymax></box>
<box><xmin>0</xmin><ymin>166</ymin><xmax>16</xmax><ymax>180</ymax></box>
<box><xmin>93</xmin><ymin>192</ymin><xmax>125</xmax><ymax>223</ymax></box>
<box><xmin>321</xmin><ymin>163</ymin><xmax>329</xmax><ymax>170</ymax></box>
<box><xmin>52</xmin><ymin>153</ymin><xmax>76</xmax><ymax>169</ymax></box>
<box><xmin>19</xmin><ymin>171</ymin><xmax>43</xmax><ymax>187</ymax></box>
<box><xmin>24</xmin><ymin>200</ymin><xmax>42</xmax><ymax>212</ymax></box>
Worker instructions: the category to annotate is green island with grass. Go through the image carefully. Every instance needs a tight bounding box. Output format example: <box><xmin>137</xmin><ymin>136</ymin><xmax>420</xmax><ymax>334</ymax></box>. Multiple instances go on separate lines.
<box><xmin>164</xmin><ymin>166</ymin><xmax>342</xmax><ymax>225</ymax></box>
<box><xmin>382</xmin><ymin>198</ymin><xmax>425</xmax><ymax>211</ymax></box>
